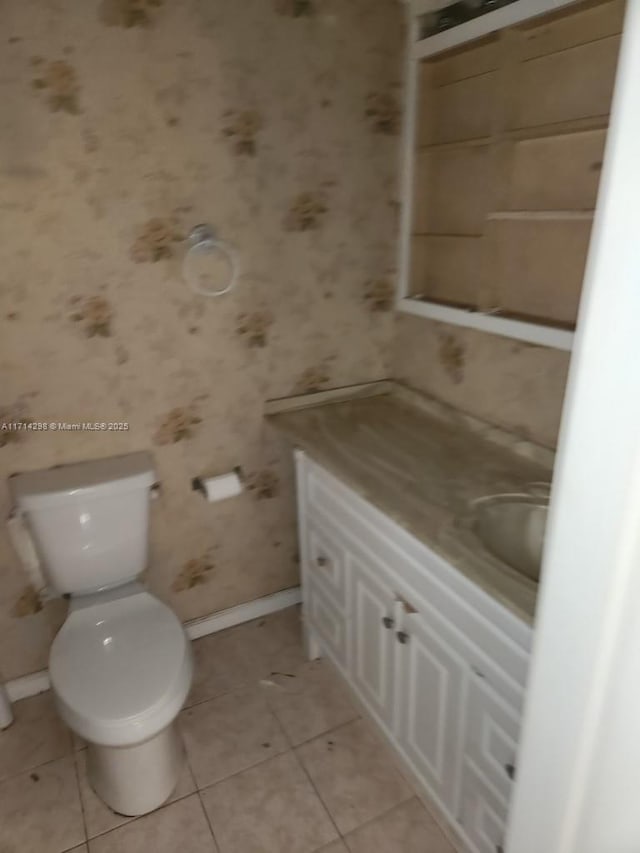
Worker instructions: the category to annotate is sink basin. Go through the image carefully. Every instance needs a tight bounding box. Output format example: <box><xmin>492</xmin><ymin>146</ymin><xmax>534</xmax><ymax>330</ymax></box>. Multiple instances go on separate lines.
<box><xmin>472</xmin><ymin>495</ymin><xmax>548</xmax><ymax>582</ymax></box>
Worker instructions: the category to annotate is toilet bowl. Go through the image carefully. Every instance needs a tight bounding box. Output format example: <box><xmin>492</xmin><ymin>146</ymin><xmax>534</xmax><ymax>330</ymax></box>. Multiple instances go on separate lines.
<box><xmin>8</xmin><ymin>451</ymin><xmax>193</xmax><ymax>816</ymax></box>
<box><xmin>50</xmin><ymin>584</ymin><xmax>192</xmax><ymax>815</ymax></box>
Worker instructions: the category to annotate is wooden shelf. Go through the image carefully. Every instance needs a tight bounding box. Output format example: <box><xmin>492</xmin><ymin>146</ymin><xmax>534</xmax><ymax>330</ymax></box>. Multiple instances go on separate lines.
<box><xmin>417</xmin><ymin>118</ymin><xmax>609</xmax><ymax>154</ymax></box>
<box><xmin>398</xmin><ymin>296</ymin><xmax>575</xmax><ymax>350</ymax></box>
<box><xmin>508</xmin><ymin>115</ymin><xmax>610</xmax><ymax>141</ymax></box>
<box><xmin>487</xmin><ymin>210</ymin><xmax>594</xmax><ymax>221</ymax></box>
<box><xmin>418</xmin><ymin>137</ymin><xmax>492</xmax><ymax>153</ymax></box>
<box><xmin>412</xmin><ymin>231</ymin><xmax>484</xmax><ymax>238</ymax></box>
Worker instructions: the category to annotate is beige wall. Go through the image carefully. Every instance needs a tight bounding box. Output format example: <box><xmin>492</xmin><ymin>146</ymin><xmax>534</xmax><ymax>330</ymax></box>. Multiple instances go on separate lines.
<box><xmin>393</xmin><ymin>314</ymin><xmax>571</xmax><ymax>449</ymax></box>
<box><xmin>0</xmin><ymin>0</ymin><xmax>403</xmax><ymax>680</ymax></box>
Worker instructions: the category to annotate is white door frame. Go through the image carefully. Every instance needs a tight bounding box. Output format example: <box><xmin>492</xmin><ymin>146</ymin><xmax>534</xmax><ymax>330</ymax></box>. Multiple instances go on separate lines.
<box><xmin>506</xmin><ymin>2</ymin><xmax>640</xmax><ymax>851</ymax></box>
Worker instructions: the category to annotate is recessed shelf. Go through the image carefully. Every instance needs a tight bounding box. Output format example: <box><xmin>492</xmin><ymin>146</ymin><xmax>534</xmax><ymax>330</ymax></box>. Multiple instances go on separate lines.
<box><xmin>398</xmin><ymin>297</ymin><xmax>575</xmax><ymax>350</ymax></box>
<box><xmin>509</xmin><ymin>115</ymin><xmax>610</xmax><ymax>141</ymax></box>
<box><xmin>398</xmin><ymin>0</ymin><xmax>619</xmax><ymax>354</ymax></box>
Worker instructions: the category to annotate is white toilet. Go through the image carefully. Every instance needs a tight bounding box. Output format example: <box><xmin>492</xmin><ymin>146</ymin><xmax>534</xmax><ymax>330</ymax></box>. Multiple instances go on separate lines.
<box><xmin>9</xmin><ymin>451</ymin><xmax>193</xmax><ymax>817</ymax></box>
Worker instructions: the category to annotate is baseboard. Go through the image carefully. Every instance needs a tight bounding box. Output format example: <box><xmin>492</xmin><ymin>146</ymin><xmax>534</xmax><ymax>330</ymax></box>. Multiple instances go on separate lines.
<box><xmin>184</xmin><ymin>586</ymin><xmax>302</xmax><ymax>640</ymax></box>
<box><xmin>6</xmin><ymin>670</ymin><xmax>51</xmax><ymax>702</ymax></box>
<box><xmin>4</xmin><ymin>586</ymin><xmax>302</xmax><ymax>703</ymax></box>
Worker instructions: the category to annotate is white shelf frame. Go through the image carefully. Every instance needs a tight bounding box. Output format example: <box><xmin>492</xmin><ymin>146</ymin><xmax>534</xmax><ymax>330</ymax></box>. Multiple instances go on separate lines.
<box><xmin>396</xmin><ymin>0</ymin><xmax>588</xmax><ymax>352</ymax></box>
<box><xmin>410</xmin><ymin>0</ymin><xmax>585</xmax><ymax>60</ymax></box>
<box><xmin>399</xmin><ymin>297</ymin><xmax>575</xmax><ymax>350</ymax></box>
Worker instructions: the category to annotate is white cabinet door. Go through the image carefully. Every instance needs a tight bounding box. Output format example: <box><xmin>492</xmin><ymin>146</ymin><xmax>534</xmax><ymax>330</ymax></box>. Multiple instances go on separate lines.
<box><xmin>463</xmin><ymin>668</ymin><xmax>520</xmax><ymax>805</ymax></box>
<box><xmin>349</xmin><ymin>553</ymin><xmax>397</xmax><ymax>732</ymax></box>
<box><xmin>456</xmin><ymin>665</ymin><xmax>521</xmax><ymax>853</ymax></box>
<box><xmin>396</xmin><ymin>608</ymin><xmax>467</xmax><ymax>813</ymax></box>
<box><xmin>458</xmin><ymin>758</ymin><xmax>508</xmax><ymax>853</ymax></box>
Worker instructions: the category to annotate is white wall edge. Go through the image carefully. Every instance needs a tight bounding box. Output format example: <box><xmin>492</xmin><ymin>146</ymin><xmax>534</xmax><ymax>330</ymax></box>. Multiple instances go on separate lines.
<box><xmin>4</xmin><ymin>586</ymin><xmax>302</xmax><ymax>703</ymax></box>
<box><xmin>412</xmin><ymin>0</ymin><xmax>583</xmax><ymax>60</ymax></box>
<box><xmin>398</xmin><ymin>297</ymin><xmax>575</xmax><ymax>351</ymax></box>
<box><xmin>506</xmin><ymin>2</ymin><xmax>640</xmax><ymax>848</ymax></box>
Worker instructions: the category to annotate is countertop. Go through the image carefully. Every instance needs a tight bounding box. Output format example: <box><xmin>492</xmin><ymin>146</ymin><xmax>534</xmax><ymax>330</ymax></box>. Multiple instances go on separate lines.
<box><xmin>268</xmin><ymin>388</ymin><xmax>552</xmax><ymax>624</ymax></box>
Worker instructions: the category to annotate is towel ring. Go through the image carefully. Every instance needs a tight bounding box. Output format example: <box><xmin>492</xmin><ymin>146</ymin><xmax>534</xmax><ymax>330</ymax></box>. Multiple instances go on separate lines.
<box><xmin>183</xmin><ymin>224</ymin><xmax>239</xmax><ymax>298</ymax></box>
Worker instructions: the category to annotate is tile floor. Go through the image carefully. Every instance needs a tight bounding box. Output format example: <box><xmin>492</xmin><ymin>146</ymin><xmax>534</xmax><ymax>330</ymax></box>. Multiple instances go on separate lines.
<box><xmin>0</xmin><ymin>606</ymin><xmax>456</xmax><ymax>853</ymax></box>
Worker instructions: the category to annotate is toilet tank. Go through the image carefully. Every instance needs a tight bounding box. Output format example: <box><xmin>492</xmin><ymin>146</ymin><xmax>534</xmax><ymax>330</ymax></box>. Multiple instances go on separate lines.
<box><xmin>9</xmin><ymin>452</ymin><xmax>156</xmax><ymax>596</ymax></box>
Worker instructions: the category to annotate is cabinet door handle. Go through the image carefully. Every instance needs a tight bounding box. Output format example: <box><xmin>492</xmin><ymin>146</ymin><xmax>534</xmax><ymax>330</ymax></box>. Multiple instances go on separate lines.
<box><xmin>505</xmin><ymin>762</ymin><xmax>516</xmax><ymax>781</ymax></box>
<box><xmin>396</xmin><ymin>630</ymin><xmax>410</xmax><ymax>645</ymax></box>
<box><xmin>395</xmin><ymin>593</ymin><xmax>418</xmax><ymax>615</ymax></box>
<box><xmin>315</xmin><ymin>555</ymin><xmax>329</xmax><ymax>568</ymax></box>
<box><xmin>382</xmin><ymin>616</ymin><xmax>395</xmax><ymax>630</ymax></box>
<box><xmin>496</xmin><ymin>846</ymin><xmax>504</xmax><ymax>853</ymax></box>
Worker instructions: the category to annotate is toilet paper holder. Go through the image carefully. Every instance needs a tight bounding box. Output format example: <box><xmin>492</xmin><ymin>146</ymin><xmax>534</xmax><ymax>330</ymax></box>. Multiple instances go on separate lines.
<box><xmin>192</xmin><ymin>466</ymin><xmax>244</xmax><ymax>501</ymax></box>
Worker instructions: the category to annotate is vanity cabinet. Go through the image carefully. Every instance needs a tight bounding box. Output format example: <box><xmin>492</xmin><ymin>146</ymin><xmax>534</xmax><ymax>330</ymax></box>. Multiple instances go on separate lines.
<box><xmin>295</xmin><ymin>451</ymin><xmax>533</xmax><ymax>853</ymax></box>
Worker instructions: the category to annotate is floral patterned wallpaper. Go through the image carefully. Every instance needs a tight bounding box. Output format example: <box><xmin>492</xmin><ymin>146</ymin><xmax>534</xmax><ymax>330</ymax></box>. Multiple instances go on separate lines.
<box><xmin>0</xmin><ymin>0</ymin><xmax>403</xmax><ymax>680</ymax></box>
<box><xmin>393</xmin><ymin>314</ymin><xmax>571</xmax><ymax>449</ymax></box>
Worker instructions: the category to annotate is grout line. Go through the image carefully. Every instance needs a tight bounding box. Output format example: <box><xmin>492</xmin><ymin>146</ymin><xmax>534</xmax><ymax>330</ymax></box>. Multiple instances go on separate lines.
<box><xmin>341</xmin><ymin>796</ymin><xmax>420</xmax><ymax>844</ymax></box>
<box><xmin>182</xmin><ymin>688</ymin><xmax>238</xmax><ymax>713</ymax></box>
<box><xmin>182</xmin><ymin>672</ymin><xmax>287</xmax><ymax>712</ymax></box>
<box><xmin>290</xmin><ymin>716</ymin><xmax>422</xmax><ymax>847</ymax></box>
<box><xmin>286</xmin><ymin>715</ymin><xmax>363</xmax><ymax>751</ymax></box>
<box><xmin>178</xmin><ymin>723</ymin><xmax>222</xmax><ymax>851</ymax></box>
<box><xmin>289</xmin><ymin>698</ymin><xmax>421</xmax><ymax>840</ymax></box>
<box><xmin>0</xmin><ymin>748</ymin><xmax>77</xmax><ymax>787</ymax></box>
<box><xmin>181</xmin><ymin>686</ymin><xmax>296</xmax><ymax>795</ymax></box>
<box><xmin>187</xmin><ymin>675</ymin><xmax>363</xmax><ymax>798</ymax></box>
<box><xmin>264</xmin><ymin>689</ymin><xmax>298</xmax><ymax>752</ymax></box>
<box><xmin>72</xmin><ymin>750</ymin><xmax>90</xmax><ymax>848</ymax></box>
<box><xmin>293</xmin><ymin>714</ymin><xmax>363</xmax><ymax>748</ymax></box>
<box><xmin>192</xmin><ymin>743</ymin><xmax>295</xmax><ymax>798</ymax></box>
<box><xmin>292</xmin><ymin>746</ymin><xmax>343</xmax><ymax>843</ymax></box>
<box><xmin>195</xmin><ymin>789</ymin><xmax>221</xmax><ymax>853</ymax></box>
<box><xmin>82</xmin><ymin>734</ymin><xmax>200</xmax><ymax>845</ymax></box>
<box><xmin>177</xmin><ymin>728</ymin><xmax>200</xmax><ymax>798</ymax></box>
<box><xmin>83</xmin><ymin>786</ymin><xmax>200</xmax><ymax>844</ymax></box>
<box><xmin>183</xmin><ymin>607</ymin><xmax>303</xmax><ymax>713</ymax></box>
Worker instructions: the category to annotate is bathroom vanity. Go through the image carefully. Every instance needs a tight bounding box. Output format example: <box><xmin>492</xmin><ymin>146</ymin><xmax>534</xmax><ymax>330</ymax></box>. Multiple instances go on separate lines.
<box><xmin>269</xmin><ymin>388</ymin><xmax>551</xmax><ymax>853</ymax></box>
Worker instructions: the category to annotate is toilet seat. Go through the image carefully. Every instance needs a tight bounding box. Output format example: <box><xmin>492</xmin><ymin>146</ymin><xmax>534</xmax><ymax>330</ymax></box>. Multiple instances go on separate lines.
<box><xmin>50</xmin><ymin>589</ymin><xmax>192</xmax><ymax>747</ymax></box>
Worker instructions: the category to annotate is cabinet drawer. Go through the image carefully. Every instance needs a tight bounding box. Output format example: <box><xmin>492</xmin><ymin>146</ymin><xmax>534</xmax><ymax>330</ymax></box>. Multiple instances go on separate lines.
<box><xmin>458</xmin><ymin>758</ymin><xmax>508</xmax><ymax>853</ymax></box>
<box><xmin>464</xmin><ymin>669</ymin><xmax>520</xmax><ymax>805</ymax></box>
<box><xmin>305</xmin><ymin>520</ymin><xmax>348</xmax><ymax>611</ymax></box>
<box><xmin>307</xmin><ymin>580</ymin><xmax>348</xmax><ymax>671</ymax></box>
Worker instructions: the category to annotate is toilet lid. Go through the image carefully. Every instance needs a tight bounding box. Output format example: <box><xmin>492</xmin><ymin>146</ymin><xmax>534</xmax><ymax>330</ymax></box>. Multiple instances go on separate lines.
<box><xmin>50</xmin><ymin>590</ymin><xmax>192</xmax><ymax>746</ymax></box>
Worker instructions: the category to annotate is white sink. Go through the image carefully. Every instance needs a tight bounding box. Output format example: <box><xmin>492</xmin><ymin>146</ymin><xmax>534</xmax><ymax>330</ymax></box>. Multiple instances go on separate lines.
<box><xmin>472</xmin><ymin>495</ymin><xmax>548</xmax><ymax>582</ymax></box>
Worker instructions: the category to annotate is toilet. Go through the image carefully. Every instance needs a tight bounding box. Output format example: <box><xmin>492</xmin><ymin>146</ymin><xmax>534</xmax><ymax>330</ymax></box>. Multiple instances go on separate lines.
<box><xmin>8</xmin><ymin>451</ymin><xmax>192</xmax><ymax>817</ymax></box>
